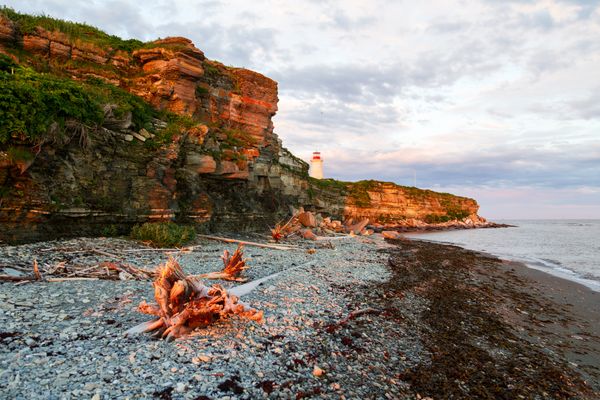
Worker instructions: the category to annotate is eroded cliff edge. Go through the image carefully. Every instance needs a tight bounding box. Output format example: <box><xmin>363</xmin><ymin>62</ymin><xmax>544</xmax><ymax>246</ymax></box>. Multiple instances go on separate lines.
<box><xmin>0</xmin><ymin>10</ymin><xmax>486</xmax><ymax>243</ymax></box>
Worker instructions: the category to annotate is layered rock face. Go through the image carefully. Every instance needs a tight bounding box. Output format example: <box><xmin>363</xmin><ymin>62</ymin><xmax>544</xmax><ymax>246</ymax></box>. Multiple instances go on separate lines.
<box><xmin>344</xmin><ymin>181</ymin><xmax>480</xmax><ymax>222</ymax></box>
<box><xmin>0</xmin><ymin>14</ymin><xmax>485</xmax><ymax>243</ymax></box>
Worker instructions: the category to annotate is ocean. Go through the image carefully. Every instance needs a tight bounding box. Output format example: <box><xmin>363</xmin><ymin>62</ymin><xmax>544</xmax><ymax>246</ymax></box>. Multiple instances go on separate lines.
<box><xmin>405</xmin><ymin>220</ymin><xmax>600</xmax><ymax>292</ymax></box>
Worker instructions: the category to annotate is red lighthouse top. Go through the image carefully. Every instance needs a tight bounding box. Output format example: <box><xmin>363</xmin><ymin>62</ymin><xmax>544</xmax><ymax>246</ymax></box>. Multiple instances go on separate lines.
<box><xmin>312</xmin><ymin>152</ymin><xmax>321</xmax><ymax>160</ymax></box>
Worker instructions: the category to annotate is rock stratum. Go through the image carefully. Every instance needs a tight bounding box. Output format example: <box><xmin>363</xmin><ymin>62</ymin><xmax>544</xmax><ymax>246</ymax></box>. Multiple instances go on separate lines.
<box><xmin>0</xmin><ymin>10</ymin><xmax>487</xmax><ymax>243</ymax></box>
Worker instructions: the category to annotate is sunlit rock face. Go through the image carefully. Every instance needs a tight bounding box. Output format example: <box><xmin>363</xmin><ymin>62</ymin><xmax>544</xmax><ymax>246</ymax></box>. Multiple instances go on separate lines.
<box><xmin>0</xmin><ymin>17</ymin><xmax>485</xmax><ymax>243</ymax></box>
<box><xmin>344</xmin><ymin>182</ymin><xmax>479</xmax><ymax>222</ymax></box>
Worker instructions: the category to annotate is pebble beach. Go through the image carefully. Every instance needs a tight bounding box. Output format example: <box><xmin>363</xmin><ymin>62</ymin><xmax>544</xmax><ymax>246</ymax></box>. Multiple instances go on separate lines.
<box><xmin>0</xmin><ymin>234</ymin><xmax>598</xmax><ymax>399</ymax></box>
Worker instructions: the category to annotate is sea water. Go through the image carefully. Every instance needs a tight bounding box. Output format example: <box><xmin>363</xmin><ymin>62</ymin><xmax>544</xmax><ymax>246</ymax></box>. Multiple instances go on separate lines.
<box><xmin>405</xmin><ymin>220</ymin><xmax>600</xmax><ymax>292</ymax></box>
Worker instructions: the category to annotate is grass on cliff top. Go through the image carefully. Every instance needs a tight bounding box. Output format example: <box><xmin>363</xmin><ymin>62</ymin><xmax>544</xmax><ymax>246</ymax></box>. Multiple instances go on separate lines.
<box><xmin>0</xmin><ymin>6</ymin><xmax>145</xmax><ymax>52</ymax></box>
<box><xmin>130</xmin><ymin>222</ymin><xmax>196</xmax><ymax>248</ymax></box>
<box><xmin>0</xmin><ymin>57</ymin><xmax>159</xmax><ymax>144</ymax></box>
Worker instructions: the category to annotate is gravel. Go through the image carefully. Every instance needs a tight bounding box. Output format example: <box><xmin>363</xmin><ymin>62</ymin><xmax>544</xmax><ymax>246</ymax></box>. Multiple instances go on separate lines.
<box><xmin>0</xmin><ymin>234</ymin><xmax>425</xmax><ymax>399</ymax></box>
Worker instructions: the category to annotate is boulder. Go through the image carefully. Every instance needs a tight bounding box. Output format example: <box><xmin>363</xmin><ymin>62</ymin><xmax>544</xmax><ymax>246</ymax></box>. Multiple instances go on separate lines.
<box><xmin>297</xmin><ymin>211</ymin><xmax>317</xmax><ymax>228</ymax></box>
<box><xmin>345</xmin><ymin>218</ymin><xmax>369</xmax><ymax>234</ymax></box>
<box><xmin>301</xmin><ymin>229</ymin><xmax>317</xmax><ymax>241</ymax></box>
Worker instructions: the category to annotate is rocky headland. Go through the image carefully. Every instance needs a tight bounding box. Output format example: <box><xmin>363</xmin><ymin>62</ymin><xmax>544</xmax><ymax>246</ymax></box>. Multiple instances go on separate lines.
<box><xmin>0</xmin><ymin>9</ymin><xmax>497</xmax><ymax>244</ymax></box>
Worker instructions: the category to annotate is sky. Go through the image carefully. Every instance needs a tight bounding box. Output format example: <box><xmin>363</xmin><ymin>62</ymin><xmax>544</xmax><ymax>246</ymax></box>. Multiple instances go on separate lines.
<box><xmin>3</xmin><ymin>0</ymin><xmax>600</xmax><ymax>219</ymax></box>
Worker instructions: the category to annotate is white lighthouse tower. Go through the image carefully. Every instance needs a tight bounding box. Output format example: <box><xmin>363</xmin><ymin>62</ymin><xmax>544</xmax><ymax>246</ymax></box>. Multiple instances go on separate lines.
<box><xmin>310</xmin><ymin>151</ymin><xmax>324</xmax><ymax>179</ymax></box>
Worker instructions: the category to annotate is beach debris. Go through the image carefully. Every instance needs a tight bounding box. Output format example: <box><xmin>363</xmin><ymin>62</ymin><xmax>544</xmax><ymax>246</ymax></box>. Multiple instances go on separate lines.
<box><xmin>382</xmin><ymin>230</ymin><xmax>402</xmax><ymax>240</ymax></box>
<box><xmin>126</xmin><ymin>257</ymin><xmax>263</xmax><ymax>340</ymax></box>
<box><xmin>0</xmin><ymin>258</ymin><xmax>155</xmax><ymax>282</ymax></box>
<box><xmin>198</xmin><ymin>234</ymin><xmax>297</xmax><ymax>250</ymax></box>
<box><xmin>325</xmin><ymin>307</ymin><xmax>380</xmax><ymax>333</ymax></box>
<box><xmin>301</xmin><ymin>229</ymin><xmax>317</xmax><ymax>241</ymax></box>
<box><xmin>270</xmin><ymin>210</ymin><xmax>371</xmax><ymax>242</ymax></box>
<box><xmin>270</xmin><ymin>214</ymin><xmax>301</xmax><ymax>242</ymax></box>
<box><xmin>344</xmin><ymin>218</ymin><xmax>370</xmax><ymax>235</ymax></box>
<box><xmin>297</xmin><ymin>211</ymin><xmax>317</xmax><ymax>228</ymax></box>
<box><xmin>193</xmin><ymin>244</ymin><xmax>249</xmax><ymax>282</ymax></box>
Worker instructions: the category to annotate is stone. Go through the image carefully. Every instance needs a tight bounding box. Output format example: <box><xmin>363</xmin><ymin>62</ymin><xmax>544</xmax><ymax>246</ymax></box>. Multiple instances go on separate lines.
<box><xmin>345</xmin><ymin>218</ymin><xmax>369</xmax><ymax>235</ymax></box>
<box><xmin>297</xmin><ymin>211</ymin><xmax>317</xmax><ymax>228</ymax></box>
<box><xmin>313</xmin><ymin>366</ymin><xmax>324</xmax><ymax>377</ymax></box>
<box><xmin>0</xmin><ymin>15</ymin><xmax>16</xmax><ymax>42</ymax></box>
<box><xmin>49</xmin><ymin>41</ymin><xmax>71</xmax><ymax>59</ymax></box>
<box><xmin>382</xmin><ymin>231</ymin><xmax>401</xmax><ymax>239</ymax></box>
<box><xmin>301</xmin><ymin>229</ymin><xmax>317</xmax><ymax>241</ymax></box>
<box><xmin>131</xmin><ymin>132</ymin><xmax>146</xmax><ymax>142</ymax></box>
<box><xmin>22</xmin><ymin>35</ymin><xmax>49</xmax><ymax>53</ymax></box>
<box><xmin>139</xmin><ymin>128</ymin><xmax>153</xmax><ymax>139</ymax></box>
<box><xmin>216</xmin><ymin>161</ymin><xmax>238</xmax><ymax>175</ymax></box>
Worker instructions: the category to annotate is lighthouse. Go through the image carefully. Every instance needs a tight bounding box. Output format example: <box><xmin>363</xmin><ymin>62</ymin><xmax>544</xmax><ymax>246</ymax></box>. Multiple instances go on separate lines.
<box><xmin>310</xmin><ymin>152</ymin><xmax>324</xmax><ymax>179</ymax></box>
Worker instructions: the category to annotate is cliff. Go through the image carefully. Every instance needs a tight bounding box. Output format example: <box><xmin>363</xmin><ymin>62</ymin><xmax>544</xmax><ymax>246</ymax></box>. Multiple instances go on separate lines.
<box><xmin>0</xmin><ymin>9</ymin><xmax>485</xmax><ymax>243</ymax></box>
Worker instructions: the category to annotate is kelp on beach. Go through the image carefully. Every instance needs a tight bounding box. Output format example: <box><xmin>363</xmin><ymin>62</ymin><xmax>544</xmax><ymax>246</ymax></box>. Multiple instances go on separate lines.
<box><xmin>384</xmin><ymin>239</ymin><xmax>594</xmax><ymax>399</ymax></box>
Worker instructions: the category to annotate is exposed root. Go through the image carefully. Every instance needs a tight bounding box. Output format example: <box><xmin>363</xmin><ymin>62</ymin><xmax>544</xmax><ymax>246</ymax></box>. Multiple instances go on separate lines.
<box><xmin>127</xmin><ymin>257</ymin><xmax>263</xmax><ymax>339</ymax></box>
<box><xmin>192</xmin><ymin>244</ymin><xmax>249</xmax><ymax>282</ymax></box>
<box><xmin>271</xmin><ymin>214</ymin><xmax>300</xmax><ymax>242</ymax></box>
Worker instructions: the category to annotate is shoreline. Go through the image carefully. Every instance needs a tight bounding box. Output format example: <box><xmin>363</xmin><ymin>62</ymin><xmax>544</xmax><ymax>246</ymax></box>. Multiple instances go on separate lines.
<box><xmin>404</xmin><ymin>230</ymin><xmax>600</xmax><ymax>293</ymax></box>
<box><xmin>0</xmin><ymin>234</ymin><xmax>598</xmax><ymax>398</ymax></box>
<box><xmin>497</xmin><ymin>258</ymin><xmax>600</xmax><ymax>388</ymax></box>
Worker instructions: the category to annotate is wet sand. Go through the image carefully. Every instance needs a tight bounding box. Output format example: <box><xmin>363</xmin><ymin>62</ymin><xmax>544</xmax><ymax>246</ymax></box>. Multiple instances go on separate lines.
<box><xmin>495</xmin><ymin>259</ymin><xmax>600</xmax><ymax>392</ymax></box>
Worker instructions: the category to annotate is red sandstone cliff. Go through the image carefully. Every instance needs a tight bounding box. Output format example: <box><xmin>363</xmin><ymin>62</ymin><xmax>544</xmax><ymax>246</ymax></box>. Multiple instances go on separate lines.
<box><xmin>0</xmin><ymin>12</ymin><xmax>486</xmax><ymax>243</ymax></box>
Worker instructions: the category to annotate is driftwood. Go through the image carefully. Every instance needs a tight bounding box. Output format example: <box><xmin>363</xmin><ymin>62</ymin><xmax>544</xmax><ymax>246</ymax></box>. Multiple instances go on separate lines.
<box><xmin>197</xmin><ymin>234</ymin><xmax>297</xmax><ymax>250</ymax></box>
<box><xmin>0</xmin><ymin>259</ymin><xmax>44</xmax><ymax>282</ymax></box>
<box><xmin>121</xmin><ymin>248</ymin><xmax>197</xmax><ymax>253</ymax></box>
<box><xmin>326</xmin><ymin>307</ymin><xmax>380</xmax><ymax>333</ymax></box>
<box><xmin>0</xmin><ymin>274</ymin><xmax>33</xmax><ymax>282</ymax></box>
<box><xmin>192</xmin><ymin>245</ymin><xmax>249</xmax><ymax>282</ymax></box>
<box><xmin>270</xmin><ymin>214</ymin><xmax>301</xmax><ymax>242</ymax></box>
<box><xmin>0</xmin><ymin>260</ymin><xmax>155</xmax><ymax>283</ymax></box>
<box><xmin>126</xmin><ymin>257</ymin><xmax>263</xmax><ymax>340</ymax></box>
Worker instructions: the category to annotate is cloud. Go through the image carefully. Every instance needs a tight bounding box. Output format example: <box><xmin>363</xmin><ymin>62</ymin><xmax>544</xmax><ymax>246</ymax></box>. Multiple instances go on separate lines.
<box><xmin>313</xmin><ymin>138</ymin><xmax>600</xmax><ymax>190</ymax></box>
<box><xmin>153</xmin><ymin>20</ymin><xmax>282</xmax><ymax>67</ymax></box>
<box><xmin>2</xmin><ymin>0</ymin><xmax>600</xmax><ymax>218</ymax></box>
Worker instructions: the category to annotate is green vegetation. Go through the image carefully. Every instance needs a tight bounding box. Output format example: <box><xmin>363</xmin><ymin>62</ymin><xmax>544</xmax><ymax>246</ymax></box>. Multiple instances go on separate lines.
<box><xmin>308</xmin><ymin>177</ymin><xmax>348</xmax><ymax>192</ymax></box>
<box><xmin>195</xmin><ymin>85</ymin><xmax>210</xmax><ymax>97</ymax></box>
<box><xmin>347</xmin><ymin>180</ymin><xmax>381</xmax><ymax>207</ymax></box>
<box><xmin>145</xmin><ymin>114</ymin><xmax>197</xmax><ymax>150</ymax></box>
<box><xmin>100</xmin><ymin>224</ymin><xmax>119</xmax><ymax>237</ymax></box>
<box><xmin>202</xmin><ymin>62</ymin><xmax>221</xmax><ymax>80</ymax></box>
<box><xmin>0</xmin><ymin>53</ymin><xmax>17</xmax><ymax>71</ymax></box>
<box><xmin>130</xmin><ymin>221</ymin><xmax>196</xmax><ymax>248</ymax></box>
<box><xmin>0</xmin><ymin>66</ymin><xmax>103</xmax><ymax>144</ymax></box>
<box><xmin>6</xmin><ymin>146</ymin><xmax>34</xmax><ymax>163</ymax></box>
<box><xmin>0</xmin><ymin>7</ymin><xmax>145</xmax><ymax>52</ymax></box>
<box><xmin>0</xmin><ymin>62</ymin><xmax>159</xmax><ymax>145</ymax></box>
<box><xmin>424</xmin><ymin>210</ymin><xmax>469</xmax><ymax>224</ymax></box>
<box><xmin>222</xmin><ymin>128</ymin><xmax>257</xmax><ymax>148</ymax></box>
<box><xmin>201</xmin><ymin>61</ymin><xmax>241</xmax><ymax>94</ymax></box>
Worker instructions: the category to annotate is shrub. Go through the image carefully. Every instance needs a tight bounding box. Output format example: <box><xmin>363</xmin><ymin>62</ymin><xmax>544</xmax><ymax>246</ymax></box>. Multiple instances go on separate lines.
<box><xmin>0</xmin><ymin>68</ymin><xmax>159</xmax><ymax>144</ymax></box>
<box><xmin>100</xmin><ymin>224</ymin><xmax>119</xmax><ymax>237</ymax></box>
<box><xmin>0</xmin><ymin>68</ymin><xmax>103</xmax><ymax>143</ymax></box>
<box><xmin>130</xmin><ymin>222</ymin><xmax>196</xmax><ymax>248</ymax></box>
